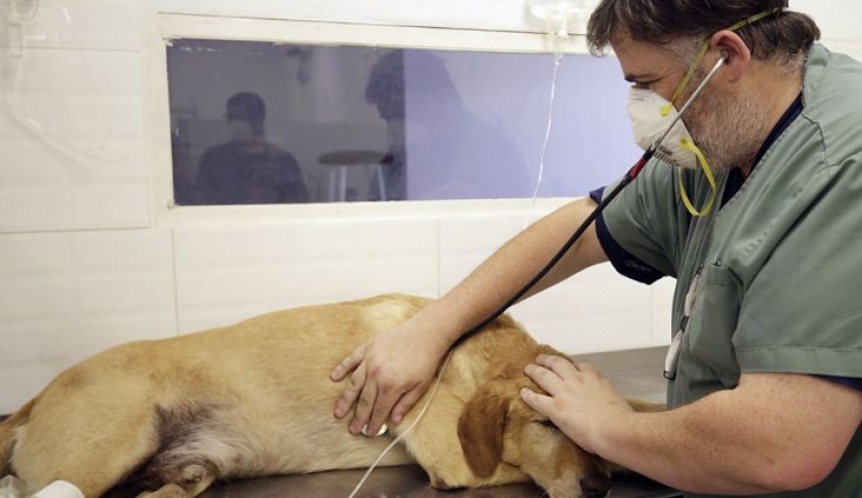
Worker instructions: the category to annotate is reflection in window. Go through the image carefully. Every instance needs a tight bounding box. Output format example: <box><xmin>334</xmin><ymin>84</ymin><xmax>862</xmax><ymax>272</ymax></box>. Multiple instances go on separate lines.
<box><xmin>166</xmin><ymin>39</ymin><xmax>640</xmax><ymax>205</ymax></box>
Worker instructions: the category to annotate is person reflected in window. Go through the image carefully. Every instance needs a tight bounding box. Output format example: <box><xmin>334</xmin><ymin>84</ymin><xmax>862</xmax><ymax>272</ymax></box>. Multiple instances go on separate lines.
<box><xmin>194</xmin><ymin>92</ymin><xmax>308</xmax><ymax>205</ymax></box>
<box><xmin>364</xmin><ymin>51</ymin><xmax>530</xmax><ymax>201</ymax></box>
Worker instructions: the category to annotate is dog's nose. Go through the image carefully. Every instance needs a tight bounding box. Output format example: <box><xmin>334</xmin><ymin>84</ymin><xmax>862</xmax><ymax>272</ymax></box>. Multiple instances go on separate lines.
<box><xmin>579</xmin><ymin>472</ymin><xmax>612</xmax><ymax>498</ymax></box>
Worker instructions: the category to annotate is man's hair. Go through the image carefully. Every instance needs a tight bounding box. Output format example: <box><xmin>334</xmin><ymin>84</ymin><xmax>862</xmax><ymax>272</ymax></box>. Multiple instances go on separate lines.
<box><xmin>365</xmin><ymin>50</ymin><xmax>461</xmax><ymax>120</ymax></box>
<box><xmin>586</xmin><ymin>0</ymin><xmax>820</xmax><ymax>62</ymax></box>
<box><xmin>226</xmin><ymin>92</ymin><xmax>266</xmax><ymax>134</ymax></box>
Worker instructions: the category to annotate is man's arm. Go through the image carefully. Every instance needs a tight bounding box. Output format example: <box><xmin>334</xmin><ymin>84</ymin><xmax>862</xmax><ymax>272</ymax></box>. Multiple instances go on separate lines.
<box><xmin>332</xmin><ymin>196</ymin><xmax>609</xmax><ymax>435</ymax></box>
<box><xmin>424</xmin><ymin>196</ymin><xmax>609</xmax><ymax>348</ymax></box>
<box><xmin>523</xmin><ymin>359</ymin><xmax>862</xmax><ymax>495</ymax></box>
<box><xmin>601</xmin><ymin>373</ymin><xmax>862</xmax><ymax>493</ymax></box>
<box><xmin>277</xmin><ymin>151</ymin><xmax>309</xmax><ymax>203</ymax></box>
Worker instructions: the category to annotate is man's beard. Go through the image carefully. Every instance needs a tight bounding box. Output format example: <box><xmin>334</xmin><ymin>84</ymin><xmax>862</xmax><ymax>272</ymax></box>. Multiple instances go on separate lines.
<box><xmin>680</xmin><ymin>75</ymin><xmax>772</xmax><ymax>172</ymax></box>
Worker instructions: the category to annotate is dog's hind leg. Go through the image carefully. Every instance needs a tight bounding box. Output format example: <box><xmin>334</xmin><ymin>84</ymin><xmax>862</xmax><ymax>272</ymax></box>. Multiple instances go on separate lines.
<box><xmin>0</xmin><ymin>399</ymin><xmax>35</xmax><ymax>476</ymax></box>
<box><xmin>136</xmin><ymin>485</ymin><xmax>188</xmax><ymax>498</ymax></box>
<box><xmin>12</xmin><ymin>392</ymin><xmax>160</xmax><ymax>498</ymax></box>
<box><xmin>134</xmin><ymin>462</ymin><xmax>217</xmax><ymax>498</ymax></box>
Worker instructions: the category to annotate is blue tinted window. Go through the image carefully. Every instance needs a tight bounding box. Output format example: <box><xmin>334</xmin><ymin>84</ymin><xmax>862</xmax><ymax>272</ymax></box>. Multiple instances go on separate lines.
<box><xmin>166</xmin><ymin>40</ymin><xmax>640</xmax><ymax>205</ymax></box>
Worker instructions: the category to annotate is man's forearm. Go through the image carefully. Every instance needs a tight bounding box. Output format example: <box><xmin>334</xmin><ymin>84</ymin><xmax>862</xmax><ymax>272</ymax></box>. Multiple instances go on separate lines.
<box><xmin>424</xmin><ymin>197</ymin><xmax>608</xmax><ymax>348</ymax></box>
<box><xmin>592</xmin><ymin>374</ymin><xmax>861</xmax><ymax>495</ymax></box>
<box><xmin>595</xmin><ymin>402</ymin><xmax>780</xmax><ymax>495</ymax></box>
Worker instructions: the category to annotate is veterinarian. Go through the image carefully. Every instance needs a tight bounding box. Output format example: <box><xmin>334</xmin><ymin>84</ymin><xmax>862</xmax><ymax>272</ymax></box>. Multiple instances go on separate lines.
<box><xmin>331</xmin><ymin>1</ymin><xmax>862</xmax><ymax>496</ymax></box>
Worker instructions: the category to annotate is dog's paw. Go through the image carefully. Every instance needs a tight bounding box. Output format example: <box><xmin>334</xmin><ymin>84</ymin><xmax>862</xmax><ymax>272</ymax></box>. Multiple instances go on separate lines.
<box><xmin>0</xmin><ymin>475</ymin><xmax>26</xmax><ymax>498</ymax></box>
<box><xmin>30</xmin><ymin>481</ymin><xmax>83</xmax><ymax>498</ymax></box>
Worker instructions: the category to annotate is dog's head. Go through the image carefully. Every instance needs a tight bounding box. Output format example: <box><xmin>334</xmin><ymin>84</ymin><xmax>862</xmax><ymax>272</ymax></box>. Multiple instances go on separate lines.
<box><xmin>457</xmin><ymin>379</ymin><xmax>612</xmax><ymax>498</ymax></box>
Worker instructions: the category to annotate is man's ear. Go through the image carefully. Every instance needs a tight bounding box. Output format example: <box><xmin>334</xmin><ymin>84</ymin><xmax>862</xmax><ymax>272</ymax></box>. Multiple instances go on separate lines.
<box><xmin>708</xmin><ymin>30</ymin><xmax>751</xmax><ymax>83</ymax></box>
<box><xmin>457</xmin><ymin>386</ymin><xmax>510</xmax><ymax>478</ymax></box>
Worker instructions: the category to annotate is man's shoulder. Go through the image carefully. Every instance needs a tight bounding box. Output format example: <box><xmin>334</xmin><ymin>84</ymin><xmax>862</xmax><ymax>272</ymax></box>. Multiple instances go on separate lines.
<box><xmin>799</xmin><ymin>45</ymin><xmax>862</xmax><ymax>165</ymax></box>
<box><xmin>804</xmin><ymin>45</ymin><xmax>862</xmax><ymax>116</ymax></box>
<box><xmin>201</xmin><ymin>142</ymin><xmax>237</xmax><ymax>159</ymax></box>
<box><xmin>263</xmin><ymin>144</ymin><xmax>300</xmax><ymax>168</ymax></box>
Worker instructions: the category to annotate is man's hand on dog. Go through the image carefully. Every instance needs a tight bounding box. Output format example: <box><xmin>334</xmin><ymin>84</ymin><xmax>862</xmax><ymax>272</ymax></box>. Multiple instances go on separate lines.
<box><xmin>521</xmin><ymin>354</ymin><xmax>633</xmax><ymax>454</ymax></box>
<box><xmin>331</xmin><ymin>323</ymin><xmax>448</xmax><ymax>437</ymax></box>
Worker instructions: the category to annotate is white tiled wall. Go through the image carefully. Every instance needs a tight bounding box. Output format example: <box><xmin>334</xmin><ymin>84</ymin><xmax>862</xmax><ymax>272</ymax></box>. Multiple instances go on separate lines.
<box><xmin>792</xmin><ymin>1</ymin><xmax>861</xmax><ymax>41</ymax></box>
<box><xmin>0</xmin><ymin>229</ymin><xmax>176</xmax><ymax>412</ymax></box>
<box><xmin>174</xmin><ymin>219</ymin><xmax>440</xmax><ymax>334</ymax></box>
<box><xmin>437</xmin><ymin>212</ymin><xmax>660</xmax><ymax>354</ymax></box>
<box><xmin>0</xmin><ymin>0</ymin><xmax>148</xmax><ymax>233</ymax></box>
<box><xmin>792</xmin><ymin>0</ymin><xmax>862</xmax><ymax>60</ymax></box>
<box><xmin>1</xmin><ymin>0</ymin><xmax>859</xmax><ymax>413</ymax></box>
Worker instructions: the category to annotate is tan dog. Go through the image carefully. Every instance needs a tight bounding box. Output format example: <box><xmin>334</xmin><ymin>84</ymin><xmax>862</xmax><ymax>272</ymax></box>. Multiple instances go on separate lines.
<box><xmin>0</xmin><ymin>294</ymin><xmax>660</xmax><ymax>498</ymax></box>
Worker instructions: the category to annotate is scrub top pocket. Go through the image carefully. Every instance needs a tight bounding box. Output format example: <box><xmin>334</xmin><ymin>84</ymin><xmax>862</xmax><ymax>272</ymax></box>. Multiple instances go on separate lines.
<box><xmin>684</xmin><ymin>262</ymin><xmax>743</xmax><ymax>389</ymax></box>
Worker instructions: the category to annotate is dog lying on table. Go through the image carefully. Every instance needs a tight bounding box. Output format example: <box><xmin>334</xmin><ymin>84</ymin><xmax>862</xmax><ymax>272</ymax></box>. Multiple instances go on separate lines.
<box><xmin>0</xmin><ymin>294</ymin><xmax>662</xmax><ymax>498</ymax></box>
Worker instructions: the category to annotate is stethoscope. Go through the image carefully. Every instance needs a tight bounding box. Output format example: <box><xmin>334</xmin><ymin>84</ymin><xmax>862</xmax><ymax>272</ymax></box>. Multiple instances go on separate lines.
<box><xmin>456</xmin><ymin>54</ymin><xmax>728</xmax><ymax>344</ymax></box>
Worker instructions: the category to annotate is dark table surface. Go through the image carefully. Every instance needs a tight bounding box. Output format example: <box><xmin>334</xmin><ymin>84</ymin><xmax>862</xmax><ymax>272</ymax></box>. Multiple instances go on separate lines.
<box><xmin>200</xmin><ymin>464</ymin><xmax>681</xmax><ymax>498</ymax></box>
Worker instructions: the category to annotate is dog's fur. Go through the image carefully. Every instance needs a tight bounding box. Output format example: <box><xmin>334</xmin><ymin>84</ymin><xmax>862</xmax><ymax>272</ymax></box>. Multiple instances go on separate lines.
<box><xmin>0</xmin><ymin>294</ymin><xmax>662</xmax><ymax>498</ymax></box>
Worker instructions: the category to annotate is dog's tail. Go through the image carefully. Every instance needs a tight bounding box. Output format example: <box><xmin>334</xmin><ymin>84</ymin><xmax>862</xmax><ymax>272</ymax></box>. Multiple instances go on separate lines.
<box><xmin>0</xmin><ymin>399</ymin><xmax>34</xmax><ymax>476</ymax></box>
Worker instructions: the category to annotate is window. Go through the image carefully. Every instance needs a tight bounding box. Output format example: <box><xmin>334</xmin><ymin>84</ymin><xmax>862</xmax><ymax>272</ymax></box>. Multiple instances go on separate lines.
<box><xmin>166</xmin><ymin>38</ymin><xmax>639</xmax><ymax>205</ymax></box>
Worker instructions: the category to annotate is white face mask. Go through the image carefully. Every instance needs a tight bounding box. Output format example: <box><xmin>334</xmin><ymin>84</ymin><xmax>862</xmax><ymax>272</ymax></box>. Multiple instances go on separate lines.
<box><xmin>624</xmin><ymin>57</ymin><xmax>725</xmax><ymax>217</ymax></box>
<box><xmin>627</xmin><ymin>88</ymin><xmax>699</xmax><ymax>169</ymax></box>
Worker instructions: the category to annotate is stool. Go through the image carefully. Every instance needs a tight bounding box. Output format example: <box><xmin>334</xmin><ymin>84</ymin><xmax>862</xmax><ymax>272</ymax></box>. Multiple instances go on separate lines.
<box><xmin>318</xmin><ymin>150</ymin><xmax>387</xmax><ymax>202</ymax></box>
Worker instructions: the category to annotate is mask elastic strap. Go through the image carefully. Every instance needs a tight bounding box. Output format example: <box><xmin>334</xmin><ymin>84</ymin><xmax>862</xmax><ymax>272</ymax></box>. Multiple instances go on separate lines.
<box><xmin>663</xmin><ymin>43</ymin><xmax>711</xmax><ymax>117</ymax></box>
<box><xmin>726</xmin><ymin>7</ymin><xmax>782</xmax><ymax>32</ymax></box>
<box><xmin>661</xmin><ymin>7</ymin><xmax>782</xmax><ymax>117</ymax></box>
<box><xmin>677</xmin><ymin>138</ymin><xmax>717</xmax><ymax>217</ymax></box>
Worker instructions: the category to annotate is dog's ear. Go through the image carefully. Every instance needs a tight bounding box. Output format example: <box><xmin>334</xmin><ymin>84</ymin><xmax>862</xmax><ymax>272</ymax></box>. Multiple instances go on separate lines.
<box><xmin>457</xmin><ymin>386</ymin><xmax>510</xmax><ymax>478</ymax></box>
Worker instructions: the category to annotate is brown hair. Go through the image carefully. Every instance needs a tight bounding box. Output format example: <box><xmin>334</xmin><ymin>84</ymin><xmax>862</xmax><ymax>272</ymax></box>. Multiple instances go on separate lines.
<box><xmin>226</xmin><ymin>92</ymin><xmax>266</xmax><ymax>135</ymax></box>
<box><xmin>586</xmin><ymin>0</ymin><xmax>820</xmax><ymax>62</ymax></box>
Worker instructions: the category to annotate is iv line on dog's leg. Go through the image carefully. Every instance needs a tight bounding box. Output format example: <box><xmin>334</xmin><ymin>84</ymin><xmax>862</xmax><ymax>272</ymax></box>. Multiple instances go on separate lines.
<box><xmin>346</xmin><ymin>352</ymin><xmax>453</xmax><ymax>498</ymax></box>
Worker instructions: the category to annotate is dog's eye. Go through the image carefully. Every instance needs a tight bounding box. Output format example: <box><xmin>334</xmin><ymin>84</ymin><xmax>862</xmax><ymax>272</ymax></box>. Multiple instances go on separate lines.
<box><xmin>535</xmin><ymin>419</ymin><xmax>557</xmax><ymax>429</ymax></box>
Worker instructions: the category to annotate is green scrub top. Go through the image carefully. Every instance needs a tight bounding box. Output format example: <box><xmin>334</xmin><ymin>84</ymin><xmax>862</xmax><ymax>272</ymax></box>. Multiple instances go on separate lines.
<box><xmin>598</xmin><ymin>44</ymin><xmax>862</xmax><ymax>497</ymax></box>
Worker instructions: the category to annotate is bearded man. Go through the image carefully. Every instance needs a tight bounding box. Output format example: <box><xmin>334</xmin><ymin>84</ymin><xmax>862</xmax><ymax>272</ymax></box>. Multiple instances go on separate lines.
<box><xmin>331</xmin><ymin>2</ymin><xmax>862</xmax><ymax>496</ymax></box>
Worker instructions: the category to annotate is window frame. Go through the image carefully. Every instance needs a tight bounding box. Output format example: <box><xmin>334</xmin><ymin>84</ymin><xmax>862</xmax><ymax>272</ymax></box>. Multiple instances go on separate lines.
<box><xmin>148</xmin><ymin>13</ymin><xmax>593</xmax><ymax>226</ymax></box>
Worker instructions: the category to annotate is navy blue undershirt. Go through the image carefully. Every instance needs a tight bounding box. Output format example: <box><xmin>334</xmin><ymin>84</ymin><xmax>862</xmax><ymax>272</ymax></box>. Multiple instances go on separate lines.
<box><xmin>588</xmin><ymin>94</ymin><xmax>861</xmax><ymax>392</ymax></box>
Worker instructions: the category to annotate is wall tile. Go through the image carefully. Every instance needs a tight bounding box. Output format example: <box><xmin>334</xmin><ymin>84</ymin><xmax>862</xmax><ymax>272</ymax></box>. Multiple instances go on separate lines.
<box><xmin>0</xmin><ymin>363</ymin><xmax>62</xmax><ymax>415</ymax></box>
<box><xmin>822</xmin><ymin>40</ymin><xmax>862</xmax><ymax>62</ymax></box>
<box><xmin>0</xmin><ymin>229</ymin><xmax>176</xmax><ymax>411</ymax></box>
<box><xmin>1</xmin><ymin>0</ymin><xmax>144</xmax><ymax>51</ymax></box>
<box><xmin>791</xmin><ymin>1</ymin><xmax>861</xmax><ymax>42</ymax></box>
<box><xmin>439</xmin><ymin>212</ymin><xmax>654</xmax><ymax>355</ymax></box>
<box><xmin>507</xmin><ymin>265</ymin><xmax>653</xmax><ymax>355</ymax></box>
<box><xmin>438</xmin><ymin>212</ymin><xmax>524</xmax><ymax>291</ymax></box>
<box><xmin>174</xmin><ymin>220</ymin><xmax>440</xmax><ymax>334</ymax></box>
<box><xmin>0</xmin><ymin>48</ymin><xmax>148</xmax><ymax>232</ymax></box>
